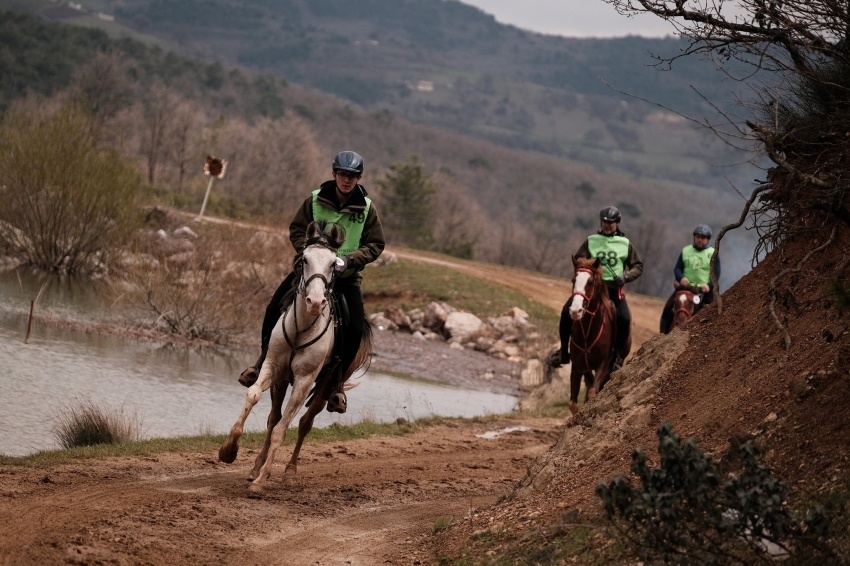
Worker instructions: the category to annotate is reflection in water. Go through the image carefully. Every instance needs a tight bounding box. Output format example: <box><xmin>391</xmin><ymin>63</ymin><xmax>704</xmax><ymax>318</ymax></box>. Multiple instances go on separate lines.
<box><xmin>0</xmin><ymin>313</ymin><xmax>516</xmax><ymax>457</ymax></box>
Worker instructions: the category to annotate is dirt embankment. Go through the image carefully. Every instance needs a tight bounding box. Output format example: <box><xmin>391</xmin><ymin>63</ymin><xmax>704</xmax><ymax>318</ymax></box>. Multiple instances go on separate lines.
<box><xmin>432</xmin><ymin>233</ymin><xmax>850</xmax><ymax>562</ymax></box>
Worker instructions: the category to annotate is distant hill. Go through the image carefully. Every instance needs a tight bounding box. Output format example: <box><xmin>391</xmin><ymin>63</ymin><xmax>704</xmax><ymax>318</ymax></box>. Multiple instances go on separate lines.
<box><xmin>6</xmin><ymin>0</ymin><xmax>759</xmax><ymax>193</ymax></box>
<box><xmin>0</xmin><ymin>6</ymin><xmax>757</xmax><ymax>294</ymax></box>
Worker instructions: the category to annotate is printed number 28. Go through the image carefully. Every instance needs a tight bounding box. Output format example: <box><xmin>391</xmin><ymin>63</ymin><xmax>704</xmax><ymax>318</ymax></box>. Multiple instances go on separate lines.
<box><xmin>596</xmin><ymin>251</ymin><xmax>618</xmax><ymax>267</ymax></box>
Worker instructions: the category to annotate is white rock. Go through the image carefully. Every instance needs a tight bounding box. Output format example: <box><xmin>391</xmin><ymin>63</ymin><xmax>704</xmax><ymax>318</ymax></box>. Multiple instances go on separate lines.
<box><xmin>443</xmin><ymin>312</ymin><xmax>484</xmax><ymax>340</ymax></box>
<box><xmin>423</xmin><ymin>301</ymin><xmax>451</xmax><ymax>332</ymax></box>
<box><xmin>449</xmin><ymin>342</ymin><xmax>465</xmax><ymax>350</ymax></box>
<box><xmin>504</xmin><ymin>307</ymin><xmax>529</xmax><ymax>319</ymax></box>
<box><xmin>412</xmin><ymin>331</ymin><xmax>426</xmax><ymax>340</ymax></box>
<box><xmin>173</xmin><ymin>226</ymin><xmax>198</xmax><ymax>239</ymax></box>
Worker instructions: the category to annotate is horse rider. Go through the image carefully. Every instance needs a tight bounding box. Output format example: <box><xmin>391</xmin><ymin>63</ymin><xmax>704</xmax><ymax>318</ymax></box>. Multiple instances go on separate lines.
<box><xmin>659</xmin><ymin>224</ymin><xmax>720</xmax><ymax>333</ymax></box>
<box><xmin>238</xmin><ymin>151</ymin><xmax>385</xmax><ymax>413</ymax></box>
<box><xmin>547</xmin><ymin>206</ymin><xmax>643</xmax><ymax>371</ymax></box>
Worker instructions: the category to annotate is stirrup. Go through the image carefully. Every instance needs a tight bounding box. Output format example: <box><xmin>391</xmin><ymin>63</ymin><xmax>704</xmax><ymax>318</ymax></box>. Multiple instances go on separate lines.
<box><xmin>612</xmin><ymin>355</ymin><xmax>624</xmax><ymax>372</ymax></box>
<box><xmin>238</xmin><ymin>366</ymin><xmax>259</xmax><ymax>388</ymax></box>
<box><xmin>327</xmin><ymin>391</ymin><xmax>347</xmax><ymax>413</ymax></box>
<box><xmin>546</xmin><ymin>350</ymin><xmax>568</xmax><ymax>368</ymax></box>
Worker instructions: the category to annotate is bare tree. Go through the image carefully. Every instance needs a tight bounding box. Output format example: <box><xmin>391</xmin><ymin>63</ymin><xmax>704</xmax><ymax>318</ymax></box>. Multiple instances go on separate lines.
<box><xmin>165</xmin><ymin>100</ymin><xmax>203</xmax><ymax>193</ymax></box>
<box><xmin>141</xmin><ymin>83</ymin><xmax>176</xmax><ymax>185</ymax></box>
<box><xmin>70</xmin><ymin>53</ymin><xmax>134</xmax><ymax>146</ymax></box>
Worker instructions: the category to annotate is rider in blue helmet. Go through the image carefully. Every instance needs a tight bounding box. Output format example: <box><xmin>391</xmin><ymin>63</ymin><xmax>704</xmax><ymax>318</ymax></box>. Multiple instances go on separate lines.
<box><xmin>238</xmin><ymin>151</ymin><xmax>385</xmax><ymax>413</ymax></box>
<box><xmin>659</xmin><ymin>224</ymin><xmax>720</xmax><ymax>333</ymax></box>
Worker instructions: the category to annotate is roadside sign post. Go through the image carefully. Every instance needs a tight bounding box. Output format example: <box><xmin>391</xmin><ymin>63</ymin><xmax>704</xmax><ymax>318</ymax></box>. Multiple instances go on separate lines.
<box><xmin>196</xmin><ymin>155</ymin><xmax>227</xmax><ymax>222</ymax></box>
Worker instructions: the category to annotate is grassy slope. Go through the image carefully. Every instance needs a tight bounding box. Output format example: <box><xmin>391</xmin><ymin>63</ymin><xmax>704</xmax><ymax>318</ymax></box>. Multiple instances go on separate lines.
<box><xmin>361</xmin><ymin>258</ymin><xmax>559</xmax><ymax>333</ymax></box>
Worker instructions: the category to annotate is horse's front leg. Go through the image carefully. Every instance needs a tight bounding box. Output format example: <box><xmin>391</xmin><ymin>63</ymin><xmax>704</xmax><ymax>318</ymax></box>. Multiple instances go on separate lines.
<box><xmin>248</xmin><ymin>380</ymin><xmax>290</xmax><ymax>481</ymax></box>
<box><xmin>283</xmin><ymin>386</ymin><xmax>328</xmax><ymax>485</ymax></box>
<box><xmin>219</xmin><ymin>360</ymin><xmax>277</xmax><ymax>464</ymax></box>
<box><xmin>248</xmin><ymin>365</ymin><xmax>321</xmax><ymax>494</ymax></box>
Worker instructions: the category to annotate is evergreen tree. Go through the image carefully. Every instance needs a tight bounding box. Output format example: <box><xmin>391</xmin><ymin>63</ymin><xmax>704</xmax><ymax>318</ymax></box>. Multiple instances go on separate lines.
<box><xmin>378</xmin><ymin>155</ymin><xmax>436</xmax><ymax>249</ymax></box>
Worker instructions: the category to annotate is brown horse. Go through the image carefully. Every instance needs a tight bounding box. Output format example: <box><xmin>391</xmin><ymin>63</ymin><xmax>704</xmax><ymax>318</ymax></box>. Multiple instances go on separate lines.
<box><xmin>566</xmin><ymin>257</ymin><xmax>627</xmax><ymax>415</ymax></box>
<box><xmin>669</xmin><ymin>288</ymin><xmax>701</xmax><ymax>332</ymax></box>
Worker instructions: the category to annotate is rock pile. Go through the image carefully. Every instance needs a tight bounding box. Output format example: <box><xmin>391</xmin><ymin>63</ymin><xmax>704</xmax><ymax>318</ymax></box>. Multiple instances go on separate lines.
<box><xmin>368</xmin><ymin>301</ymin><xmax>542</xmax><ymax>364</ymax></box>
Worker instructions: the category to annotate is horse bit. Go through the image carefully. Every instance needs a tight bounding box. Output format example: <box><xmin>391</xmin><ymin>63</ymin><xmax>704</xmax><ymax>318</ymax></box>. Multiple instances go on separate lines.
<box><xmin>282</xmin><ymin>249</ymin><xmax>340</xmax><ymax>352</ymax></box>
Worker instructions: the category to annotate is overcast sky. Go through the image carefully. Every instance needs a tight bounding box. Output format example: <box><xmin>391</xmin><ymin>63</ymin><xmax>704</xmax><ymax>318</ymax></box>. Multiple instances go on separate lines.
<box><xmin>458</xmin><ymin>0</ymin><xmax>681</xmax><ymax>38</ymax></box>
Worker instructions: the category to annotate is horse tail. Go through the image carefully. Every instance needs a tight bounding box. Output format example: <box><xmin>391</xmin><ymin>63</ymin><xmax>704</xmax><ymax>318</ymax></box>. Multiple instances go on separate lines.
<box><xmin>343</xmin><ymin>313</ymin><xmax>373</xmax><ymax>382</ymax></box>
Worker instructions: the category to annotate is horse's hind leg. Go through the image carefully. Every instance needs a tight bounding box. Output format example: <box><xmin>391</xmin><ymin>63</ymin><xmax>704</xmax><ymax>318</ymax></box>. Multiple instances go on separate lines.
<box><xmin>585</xmin><ymin>371</ymin><xmax>597</xmax><ymax>400</ymax></box>
<box><xmin>248</xmin><ymin>380</ymin><xmax>289</xmax><ymax>481</ymax></box>
<box><xmin>219</xmin><ymin>362</ymin><xmax>276</xmax><ymax>464</ymax></box>
<box><xmin>283</xmin><ymin>390</ymin><xmax>327</xmax><ymax>486</ymax></box>
<box><xmin>569</xmin><ymin>366</ymin><xmax>583</xmax><ymax>415</ymax></box>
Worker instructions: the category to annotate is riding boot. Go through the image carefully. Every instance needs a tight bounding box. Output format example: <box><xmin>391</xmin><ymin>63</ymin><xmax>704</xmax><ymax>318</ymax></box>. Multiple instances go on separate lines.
<box><xmin>551</xmin><ymin>297</ymin><xmax>574</xmax><ymax>368</ymax></box>
<box><xmin>325</xmin><ymin>361</ymin><xmax>347</xmax><ymax>413</ymax></box>
<box><xmin>238</xmin><ymin>346</ymin><xmax>267</xmax><ymax>388</ymax></box>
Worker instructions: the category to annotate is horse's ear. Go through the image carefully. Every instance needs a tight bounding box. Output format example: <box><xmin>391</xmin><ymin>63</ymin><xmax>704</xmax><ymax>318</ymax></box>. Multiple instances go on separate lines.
<box><xmin>328</xmin><ymin>223</ymin><xmax>346</xmax><ymax>249</ymax></box>
<box><xmin>593</xmin><ymin>257</ymin><xmax>601</xmax><ymax>269</ymax></box>
<box><xmin>572</xmin><ymin>255</ymin><xmax>579</xmax><ymax>268</ymax></box>
<box><xmin>306</xmin><ymin>221</ymin><xmax>323</xmax><ymax>241</ymax></box>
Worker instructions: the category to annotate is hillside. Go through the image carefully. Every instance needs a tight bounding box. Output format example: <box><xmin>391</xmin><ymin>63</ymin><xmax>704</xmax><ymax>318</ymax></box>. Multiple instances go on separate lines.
<box><xmin>5</xmin><ymin>0</ymin><xmax>759</xmax><ymax>194</ymax></box>
<box><xmin>0</xmin><ymin>10</ymin><xmax>755</xmax><ymax>293</ymax></box>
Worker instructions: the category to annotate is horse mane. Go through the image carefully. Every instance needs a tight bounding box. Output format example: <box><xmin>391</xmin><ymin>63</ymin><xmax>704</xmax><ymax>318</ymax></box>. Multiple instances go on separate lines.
<box><xmin>305</xmin><ymin>220</ymin><xmax>346</xmax><ymax>250</ymax></box>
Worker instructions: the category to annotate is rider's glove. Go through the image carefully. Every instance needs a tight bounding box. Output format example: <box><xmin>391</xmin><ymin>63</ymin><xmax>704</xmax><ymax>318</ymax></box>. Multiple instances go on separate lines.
<box><xmin>613</xmin><ymin>274</ymin><xmax>626</xmax><ymax>287</ymax></box>
<box><xmin>333</xmin><ymin>255</ymin><xmax>350</xmax><ymax>274</ymax></box>
<box><xmin>700</xmin><ymin>284</ymin><xmax>710</xmax><ymax>293</ymax></box>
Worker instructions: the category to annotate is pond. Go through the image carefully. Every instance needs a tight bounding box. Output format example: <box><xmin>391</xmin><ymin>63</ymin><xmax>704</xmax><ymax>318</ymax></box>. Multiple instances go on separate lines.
<box><xmin>0</xmin><ymin>271</ymin><xmax>517</xmax><ymax>457</ymax></box>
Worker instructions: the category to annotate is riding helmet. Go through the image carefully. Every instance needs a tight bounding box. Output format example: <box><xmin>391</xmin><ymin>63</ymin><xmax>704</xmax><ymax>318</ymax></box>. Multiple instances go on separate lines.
<box><xmin>693</xmin><ymin>224</ymin><xmax>712</xmax><ymax>238</ymax></box>
<box><xmin>599</xmin><ymin>206</ymin><xmax>621</xmax><ymax>223</ymax></box>
<box><xmin>332</xmin><ymin>151</ymin><xmax>364</xmax><ymax>174</ymax></box>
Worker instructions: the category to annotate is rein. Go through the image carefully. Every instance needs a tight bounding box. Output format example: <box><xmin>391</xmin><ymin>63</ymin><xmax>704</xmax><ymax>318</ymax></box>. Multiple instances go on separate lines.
<box><xmin>570</xmin><ymin>268</ymin><xmax>607</xmax><ymax>369</ymax></box>
<box><xmin>283</xmin><ymin>253</ymin><xmax>338</xmax><ymax>353</ymax></box>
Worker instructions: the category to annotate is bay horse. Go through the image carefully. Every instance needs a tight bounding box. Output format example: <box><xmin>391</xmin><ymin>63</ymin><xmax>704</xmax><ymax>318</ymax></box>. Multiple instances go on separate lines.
<box><xmin>218</xmin><ymin>221</ymin><xmax>372</xmax><ymax>494</ymax></box>
<box><xmin>567</xmin><ymin>256</ymin><xmax>628</xmax><ymax>415</ymax></box>
<box><xmin>669</xmin><ymin>287</ymin><xmax>702</xmax><ymax>333</ymax></box>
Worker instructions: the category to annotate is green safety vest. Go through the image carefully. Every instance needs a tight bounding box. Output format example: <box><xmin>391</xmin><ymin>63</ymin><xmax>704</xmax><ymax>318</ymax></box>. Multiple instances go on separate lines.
<box><xmin>682</xmin><ymin>245</ymin><xmax>714</xmax><ymax>286</ymax></box>
<box><xmin>587</xmin><ymin>234</ymin><xmax>630</xmax><ymax>281</ymax></box>
<box><xmin>311</xmin><ymin>189</ymin><xmax>371</xmax><ymax>278</ymax></box>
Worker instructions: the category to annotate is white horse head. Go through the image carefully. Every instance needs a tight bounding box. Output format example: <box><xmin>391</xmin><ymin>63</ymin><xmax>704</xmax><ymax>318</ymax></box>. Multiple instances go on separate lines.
<box><xmin>569</xmin><ymin>257</ymin><xmax>600</xmax><ymax>321</ymax></box>
<box><xmin>299</xmin><ymin>222</ymin><xmax>346</xmax><ymax>316</ymax></box>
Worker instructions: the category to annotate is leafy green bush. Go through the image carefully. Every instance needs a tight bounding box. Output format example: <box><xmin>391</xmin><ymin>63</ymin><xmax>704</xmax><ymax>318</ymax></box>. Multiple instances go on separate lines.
<box><xmin>0</xmin><ymin>103</ymin><xmax>142</xmax><ymax>273</ymax></box>
<box><xmin>596</xmin><ymin>423</ymin><xmax>835</xmax><ymax>565</ymax></box>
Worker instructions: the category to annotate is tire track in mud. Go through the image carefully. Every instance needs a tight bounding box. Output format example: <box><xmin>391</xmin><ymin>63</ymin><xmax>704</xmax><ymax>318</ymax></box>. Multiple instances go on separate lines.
<box><xmin>0</xmin><ymin>418</ymin><xmax>562</xmax><ymax>565</ymax></box>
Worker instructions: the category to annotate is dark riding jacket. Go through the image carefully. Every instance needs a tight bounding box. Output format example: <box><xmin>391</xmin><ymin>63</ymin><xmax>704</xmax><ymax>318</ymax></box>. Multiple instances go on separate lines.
<box><xmin>289</xmin><ymin>180</ymin><xmax>385</xmax><ymax>286</ymax></box>
<box><xmin>574</xmin><ymin>229</ymin><xmax>644</xmax><ymax>290</ymax></box>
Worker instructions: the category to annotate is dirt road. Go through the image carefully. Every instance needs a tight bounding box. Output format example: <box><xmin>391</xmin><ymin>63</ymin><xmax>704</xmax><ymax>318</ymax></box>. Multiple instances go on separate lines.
<box><xmin>0</xmin><ymin>417</ymin><xmax>562</xmax><ymax>566</ymax></box>
<box><xmin>389</xmin><ymin>248</ymin><xmax>664</xmax><ymax>350</ymax></box>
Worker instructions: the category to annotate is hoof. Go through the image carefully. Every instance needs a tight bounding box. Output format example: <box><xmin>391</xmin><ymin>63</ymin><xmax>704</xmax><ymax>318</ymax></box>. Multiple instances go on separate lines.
<box><xmin>569</xmin><ymin>401</ymin><xmax>579</xmax><ymax>415</ymax></box>
<box><xmin>238</xmin><ymin>367</ymin><xmax>259</xmax><ymax>388</ymax></box>
<box><xmin>283</xmin><ymin>472</ymin><xmax>297</xmax><ymax>486</ymax></box>
<box><xmin>218</xmin><ymin>442</ymin><xmax>238</xmax><ymax>464</ymax></box>
<box><xmin>587</xmin><ymin>388</ymin><xmax>597</xmax><ymax>400</ymax></box>
<box><xmin>247</xmin><ymin>482</ymin><xmax>264</xmax><ymax>496</ymax></box>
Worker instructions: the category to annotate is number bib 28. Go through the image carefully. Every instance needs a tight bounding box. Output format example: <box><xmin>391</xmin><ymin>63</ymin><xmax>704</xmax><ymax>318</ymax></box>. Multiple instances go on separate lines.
<box><xmin>586</xmin><ymin>234</ymin><xmax>630</xmax><ymax>281</ymax></box>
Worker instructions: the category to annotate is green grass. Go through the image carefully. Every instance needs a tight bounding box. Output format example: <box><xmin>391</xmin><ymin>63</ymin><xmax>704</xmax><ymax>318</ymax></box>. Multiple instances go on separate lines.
<box><xmin>362</xmin><ymin>258</ymin><xmax>559</xmax><ymax>333</ymax></box>
<box><xmin>0</xmin><ymin>415</ymin><xmax>451</xmax><ymax>467</ymax></box>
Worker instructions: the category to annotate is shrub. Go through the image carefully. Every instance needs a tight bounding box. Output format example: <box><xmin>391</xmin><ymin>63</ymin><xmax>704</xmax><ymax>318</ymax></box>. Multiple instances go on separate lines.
<box><xmin>0</xmin><ymin>102</ymin><xmax>142</xmax><ymax>273</ymax></box>
<box><xmin>596</xmin><ymin>422</ymin><xmax>835</xmax><ymax>565</ymax></box>
<box><xmin>124</xmin><ymin>222</ymin><xmax>292</xmax><ymax>343</ymax></box>
<box><xmin>51</xmin><ymin>397</ymin><xmax>141</xmax><ymax>449</ymax></box>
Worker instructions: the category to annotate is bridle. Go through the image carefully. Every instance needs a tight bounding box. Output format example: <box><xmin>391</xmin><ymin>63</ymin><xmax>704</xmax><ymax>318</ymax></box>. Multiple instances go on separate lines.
<box><xmin>570</xmin><ymin>267</ymin><xmax>606</xmax><ymax>368</ymax></box>
<box><xmin>673</xmin><ymin>290</ymin><xmax>696</xmax><ymax>321</ymax></box>
<box><xmin>283</xmin><ymin>243</ymin><xmax>339</xmax><ymax>352</ymax></box>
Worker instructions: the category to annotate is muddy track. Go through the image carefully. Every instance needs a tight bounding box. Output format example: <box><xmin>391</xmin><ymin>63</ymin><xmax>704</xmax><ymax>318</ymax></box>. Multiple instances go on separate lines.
<box><xmin>0</xmin><ymin>417</ymin><xmax>562</xmax><ymax>565</ymax></box>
